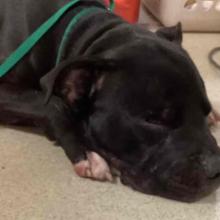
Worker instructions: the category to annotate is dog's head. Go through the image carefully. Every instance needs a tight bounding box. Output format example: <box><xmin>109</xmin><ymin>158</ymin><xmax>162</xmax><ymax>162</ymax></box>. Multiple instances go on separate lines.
<box><xmin>41</xmin><ymin>24</ymin><xmax>220</xmax><ymax>202</ymax></box>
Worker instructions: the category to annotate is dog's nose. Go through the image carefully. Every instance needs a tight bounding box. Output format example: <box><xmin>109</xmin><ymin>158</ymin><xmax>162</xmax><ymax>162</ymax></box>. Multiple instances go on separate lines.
<box><xmin>204</xmin><ymin>156</ymin><xmax>220</xmax><ymax>179</ymax></box>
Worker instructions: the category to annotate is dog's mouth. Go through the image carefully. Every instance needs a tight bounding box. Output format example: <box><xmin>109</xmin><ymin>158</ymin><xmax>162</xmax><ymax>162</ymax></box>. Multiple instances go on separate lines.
<box><xmin>167</xmin><ymin>182</ymin><xmax>205</xmax><ymax>199</ymax></box>
<box><xmin>110</xmin><ymin>157</ymin><xmax>220</xmax><ymax>202</ymax></box>
<box><xmin>161</xmin><ymin>177</ymin><xmax>220</xmax><ymax>202</ymax></box>
<box><xmin>92</xmin><ymin>147</ymin><xmax>220</xmax><ymax>202</ymax></box>
<box><xmin>120</xmin><ymin>171</ymin><xmax>207</xmax><ymax>202</ymax></box>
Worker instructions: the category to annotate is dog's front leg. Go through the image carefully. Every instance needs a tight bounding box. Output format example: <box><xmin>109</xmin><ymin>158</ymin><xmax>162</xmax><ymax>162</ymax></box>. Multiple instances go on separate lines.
<box><xmin>0</xmin><ymin>85</ymin><xmax>113</xmax><ymax>181</ymax></box>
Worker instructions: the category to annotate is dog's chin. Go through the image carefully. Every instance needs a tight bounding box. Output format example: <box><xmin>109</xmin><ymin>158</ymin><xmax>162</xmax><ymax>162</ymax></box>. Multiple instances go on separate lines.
<box><xmin>119</xmin><ymin>170</ymin><xmax>220</xmax><ymax>203</ymax></box>
<box><xmin>158</xmin><ymin>177</ymin><xmax>220</xmax><ymax>202</ymax></box>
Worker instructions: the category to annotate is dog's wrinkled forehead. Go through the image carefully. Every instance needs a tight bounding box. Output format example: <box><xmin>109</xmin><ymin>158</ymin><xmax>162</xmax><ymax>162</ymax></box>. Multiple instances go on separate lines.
<box><xmin>93</xmin><ymin>37</ymin><xmax>212</xmax><ymax>140</ymax></box>
<box><xmin>107</xmin><ymin>45</ymin><xmax>202</xmax><ymax>110</ymax></box>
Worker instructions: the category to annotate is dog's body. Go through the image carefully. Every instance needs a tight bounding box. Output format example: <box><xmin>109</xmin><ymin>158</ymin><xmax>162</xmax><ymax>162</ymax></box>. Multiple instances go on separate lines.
<box><xmin>1</xmin><ymin>0</ymin><xmax>220</xmax><ymax>202</ymax></box>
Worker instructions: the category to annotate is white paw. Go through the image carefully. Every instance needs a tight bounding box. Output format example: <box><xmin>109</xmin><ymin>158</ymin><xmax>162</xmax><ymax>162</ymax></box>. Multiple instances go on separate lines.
<box><xmin>208</xmin><ymin>109</ymin><xmax>220</xmax><ymax>127</ymax></box>
<box><xmin>73</xmin><ymin>152</ymin><xmax>113</xmax><ymax>182</ymax></box>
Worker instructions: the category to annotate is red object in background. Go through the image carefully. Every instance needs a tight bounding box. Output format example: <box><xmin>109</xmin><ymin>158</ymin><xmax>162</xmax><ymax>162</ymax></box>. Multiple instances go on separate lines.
<box><xmin>105</xmin><ymin>0</ymin><xmax>140</xmax><ymax>23</ymax></box>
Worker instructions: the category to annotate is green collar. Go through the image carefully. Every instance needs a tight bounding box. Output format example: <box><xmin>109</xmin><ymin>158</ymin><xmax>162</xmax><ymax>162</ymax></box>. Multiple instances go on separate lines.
<box><xmin>56</xmin><ymin>6</ymin><xmax>104</xmax><ymax>65</ymax></box>
<box><xmin>0</xmin><ymin>0</ymin><xmax>114</xmax><ymax>77</ymax></box>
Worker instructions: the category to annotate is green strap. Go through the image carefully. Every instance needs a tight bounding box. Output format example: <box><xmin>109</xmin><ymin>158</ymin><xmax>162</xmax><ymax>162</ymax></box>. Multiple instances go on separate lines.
<box><xmin>109</xmin><ymin>0</ymin><xmax>115</xmax><ymax>11</ymax></box>
<box><xmin>56</xmin><ymin>0</ymin><xmax>115</xmax><ymax>64</ymax></box>
<box><xmin>56</xmin><ymin>7</ymin><xmax>101</xmax><ymax>65</ymax></box>
<box><xmin>0</xmin><ymin>0</ymin><xmax>81</xmax><ymax>77</ymax></box>
<box><xmin>0</xmin><ymin>0</ymin><xmax>115</xmax><ymax>77</ymax></box>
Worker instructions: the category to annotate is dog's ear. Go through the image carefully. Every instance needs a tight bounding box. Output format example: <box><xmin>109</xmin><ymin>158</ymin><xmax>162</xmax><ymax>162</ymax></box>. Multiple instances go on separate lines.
<box><xmin>156</xmin><ymin>23</ymin><xmax>182</xmax><ymax>45</ymax></box>
<box><xmin>40</xmin><ymin>57</ymin><xmax>116</xmax><ymax>104</ymax></box>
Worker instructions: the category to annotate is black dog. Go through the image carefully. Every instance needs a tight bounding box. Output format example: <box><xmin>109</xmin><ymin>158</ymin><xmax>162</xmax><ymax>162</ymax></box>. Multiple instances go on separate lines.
<box><xmin>1</xmin><ymin>0</ymin><xmax>220</xmax><ymax>202</ymax></box>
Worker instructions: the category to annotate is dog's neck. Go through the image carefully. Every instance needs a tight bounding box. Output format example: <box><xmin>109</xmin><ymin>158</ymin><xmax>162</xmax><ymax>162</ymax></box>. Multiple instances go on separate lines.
<box><xmin>52</xmin><ymin>1</ymin><xmax>108</xmax><ymax>61</ymax></box>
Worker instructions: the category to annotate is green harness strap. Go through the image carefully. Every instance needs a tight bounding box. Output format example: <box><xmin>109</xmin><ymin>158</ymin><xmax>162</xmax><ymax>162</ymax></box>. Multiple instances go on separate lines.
<box><xmin>56</xmin><ymin>6</ymin><xmax>101</xmax><ymax>65</ymax></box>
<box><xmin>0</xmin><ymin>0</ymin><xmax>114</xmax><ymax>77</ymax></box>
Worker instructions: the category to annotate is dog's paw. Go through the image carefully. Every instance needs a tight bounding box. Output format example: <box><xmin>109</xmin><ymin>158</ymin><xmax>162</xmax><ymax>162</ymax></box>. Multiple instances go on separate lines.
<box><xmin>208</xmin><ymin>109</ymin><xmax>220</xmax><ymax>127</ymax></box>
<box><xmin>73</xmin><ymin>152</ymin><xmax>113</xmax><ymax>182</ymax></box>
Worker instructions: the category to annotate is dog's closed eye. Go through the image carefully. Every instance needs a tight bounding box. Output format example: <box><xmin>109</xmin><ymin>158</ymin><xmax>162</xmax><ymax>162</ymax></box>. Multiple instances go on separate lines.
<box><xmin>144</xmin><ymin>107</ymin><xmax>178</xmax><ymax>128</ymax></box>
<box><xmin>144</xmin><ymin>110</ymin><xmax>161</xmax><ymax>124</ymax></box>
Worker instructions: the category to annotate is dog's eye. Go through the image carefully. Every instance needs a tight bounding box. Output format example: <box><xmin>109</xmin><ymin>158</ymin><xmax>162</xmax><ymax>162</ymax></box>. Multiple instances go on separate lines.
<box><xmin>145</xmin><ymin>107</ymin><xmax>176</xmax><ymax>127</ymax></box>
<box><xmin>145</xmin><ymin>110</ymin><xmax>163</xmax><ymax>125</ymax></box>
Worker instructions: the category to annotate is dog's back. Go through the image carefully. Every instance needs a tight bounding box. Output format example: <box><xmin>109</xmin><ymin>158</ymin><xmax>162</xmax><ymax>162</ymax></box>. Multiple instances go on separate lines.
<box><xmin>0</xmin><ymin>0</ymin><xmax>74</xmax><ymax>86</ymax></box>
<box><xmin>0</xmin><ymin>0</ymin><xmax>108</xmax><ymax>87</ymax></box>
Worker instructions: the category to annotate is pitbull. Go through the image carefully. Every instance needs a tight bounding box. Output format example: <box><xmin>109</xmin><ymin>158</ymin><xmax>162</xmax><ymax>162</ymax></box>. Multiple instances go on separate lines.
<box><xmin>1</xmin><ymin>0</ymin><xmax>220</xmax><ymax>202</ymax></box>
